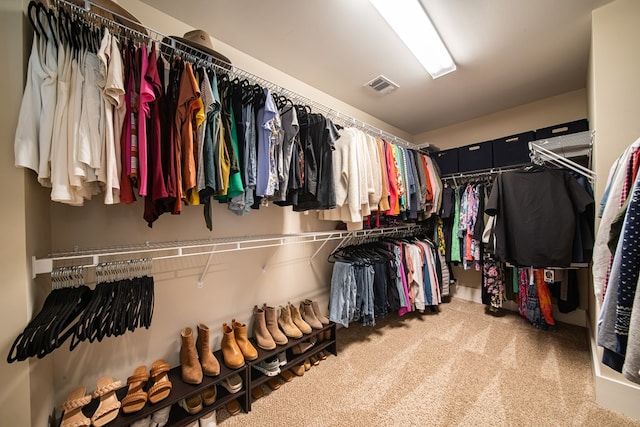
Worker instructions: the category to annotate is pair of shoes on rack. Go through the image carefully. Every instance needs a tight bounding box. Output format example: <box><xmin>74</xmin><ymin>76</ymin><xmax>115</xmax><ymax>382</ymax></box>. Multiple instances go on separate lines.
<box><xmin>221</xmin><ymin>374</ymin><xmax>243</xmax><ymax>394</ymax></box>
<box><xmin>291</xmin><ymin>336</ymin><xmax>317</xmax><ymax>355</ymax></box>
<box><xmin>60</xmin><ymin>377</ymin><xmax>122</xmax><ymax>427</ymax></box>
<box><xmin>130</xmin><ymin>405</ymin><xmax>171</xmax><ymax>427</ymax></box>
<box><xmin>181</xmin><ymin>325</ymin><xmax>221</xmax><ymax>384</ymax></box>
<box><xmin>121</xmin><ymin>360</ymin><xmax>173</xmax><ymax>414</ymax></box>
<box><xmin>221</xmin><ymin>319</ymin><xmax>258</xmax><ymax>369</ymax></box>
<box><xmin>253</xmin><ymin>355</ymin><xmax>281</xmax><ymax>377</ymax></box>
<box><xmin>226</xmin><ymin>399</ymin><xmax>241</xmax><ymax>416</ymax></box>
<box><xmin>182</xmin><ymin>410</ymin><xmax>217</xmax><ymax>427</ymax></box>
<box><xmin>301</xmin><ymin>299</ymin><xmax>329</xmax><ymax>330</ymax></box>
<box><xmin>316</xmin><ymin>329</ymin><xmax>332</xmax><ymax>343</ymax></box>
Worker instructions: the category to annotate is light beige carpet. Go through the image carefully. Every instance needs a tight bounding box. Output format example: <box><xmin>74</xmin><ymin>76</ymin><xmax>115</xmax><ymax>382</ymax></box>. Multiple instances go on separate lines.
<box><xmin>217</xmin><ymin>298</ymin><xmax>640</xmax><ymax>426</ymax></box>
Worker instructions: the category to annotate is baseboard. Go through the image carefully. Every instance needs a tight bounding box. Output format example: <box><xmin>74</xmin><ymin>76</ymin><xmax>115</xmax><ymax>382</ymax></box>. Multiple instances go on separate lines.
<box><xmin>587</xmin><ymin>318</ymin><xmax>640</xmax><ymax>420</ymax></box>
<box><xmin>451</xmin><ymin>285</ymin><xmax>587</xmax><ymax>327</ymax></box>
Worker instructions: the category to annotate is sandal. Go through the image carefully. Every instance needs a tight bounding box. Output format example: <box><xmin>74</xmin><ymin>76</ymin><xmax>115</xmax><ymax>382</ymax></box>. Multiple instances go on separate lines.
<box><xmin>148</xmin><ymin>360</ymin><xmax>172</xmax><ymax>404</ymax></box>
<box><xmin>60</xmin><ymin>386</ymin><xmax>92</xmax><ymax>427</ymax></box>
<box><xmin>90</xmin><ymin>376</ymin><xmax>122</xmax><ymax>427</ymax></box>
<box><xmin>121</xmin><ymin>366</ymin><xmax>149</xmax><ymax>414</ymax></box>
<box><xmin>179</xmin><ymin>393</ymin><xmax>203</xmax><ymax>415</ymax></box>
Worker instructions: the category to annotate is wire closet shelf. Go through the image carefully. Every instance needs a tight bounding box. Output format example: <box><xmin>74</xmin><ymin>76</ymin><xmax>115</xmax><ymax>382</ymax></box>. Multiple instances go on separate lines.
<box><xmin>55</xmin><ymin>0</ymin><xmax>415</xmax><ymax>150</ymax></box>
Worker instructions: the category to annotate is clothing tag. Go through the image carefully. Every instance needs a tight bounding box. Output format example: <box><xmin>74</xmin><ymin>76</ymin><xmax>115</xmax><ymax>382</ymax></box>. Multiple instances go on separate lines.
<box><xmin>544</xmin><ymin>269</ymin><xmax>555</xmax><ymax>283</ymax></box>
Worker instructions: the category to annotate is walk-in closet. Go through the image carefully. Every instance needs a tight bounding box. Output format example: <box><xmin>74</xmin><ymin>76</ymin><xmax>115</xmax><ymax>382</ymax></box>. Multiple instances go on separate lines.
<box><xmin>2</xmin><ymin>0</ymin><xmax>640</xmax><ymax>426</ymax></box>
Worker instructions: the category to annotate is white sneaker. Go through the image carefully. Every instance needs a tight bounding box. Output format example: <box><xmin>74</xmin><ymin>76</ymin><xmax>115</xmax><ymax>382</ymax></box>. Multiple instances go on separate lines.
<box><xmin>253</xmin><ymin>356</ymin><xmax>281</xmax><ymax>377</ymax></box>
<box><xmin>277</xmin><ymin>351</ymin><xmax>287</xmax><ymax>366</ymax></box>
<box><xmin>151</xmin><ymin>406</ymin><xmax>171</xmax><ymax>427</ymax></box>
<box><xmin>199</xmin><ymin>410</ymin><xmax>217</xmax><ymax>427</ymax></box>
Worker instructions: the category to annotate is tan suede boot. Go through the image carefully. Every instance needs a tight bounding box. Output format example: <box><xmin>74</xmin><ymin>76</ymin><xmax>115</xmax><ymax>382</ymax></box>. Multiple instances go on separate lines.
<box><xmin>253</xmin><ymin>306</ymin><xmax>276</xmax><ymax>350</ymax></box>
<box><xmin>221</xmin><ymin>323</ymin><xmax>245</xmax><ymax>369</ymax></box>
<box><xmin>301</xmin><ymin>301</ymin><xmax>323</xmax><ymax>330</ymax></box>
<box><xmin>278</xmin><ymin>305</ymin><xmax>302</xmax><ymax>338</ymax></box>
<box><xmin>264</xmin><ymin>305</ymin><xmax>288</xmax><ymax>345</ymax></box>
<box><xmin>289</xmin><ymin>302</ymin><xmax>312</xmax><ymax>334</ymax></box>
<box><xmin>196</xmin><ymin>323</ymin><xmax>220</xmax><ymax>376</ymax></box>
<box><xmin>232</xmin><ymin>319</ymin><xmax>258</xmax><ymax>361</ymax></box>
<box><xmin>180</xmin><ymin>327</ymin><xmax>203</xmax><ymax>384</ymax></box>
<box><xmin>306</xmin><ymin>299</ymin><xmax>330</xmax><ymax>325</ymax></box>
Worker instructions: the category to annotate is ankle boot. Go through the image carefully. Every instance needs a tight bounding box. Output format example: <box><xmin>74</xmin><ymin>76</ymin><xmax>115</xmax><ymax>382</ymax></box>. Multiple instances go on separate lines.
<box><xmin>253</xmin><ymin>306</ymin><xmax>276</xmax><ymax>350</ymax></box>
<box><xmin>180</xmin><ymin>327</ymin><xmax>203</xmax><ymax>384</ymax></box>
<box><xmin>289</xmin><ymin>302</ymin><xmax>312</xmax><ymax>334</ymax></box>
<box><xmin>306</xmin><ymin>299</ymin><xmax>330</xmax><ymax>325</ymax></box>
<box><xmin>221</xmin><ymin>323</ymin><xmax>245</xmax><ymax>369</ymax></box>
<box><xmin>264</xmin><ymin>305</ymin><xmax>288</xmax><ymax>345</ymax></box>
<box><xmin>232</xmin><ymin>319</ymin><xmax>258</xmax><ymax>361</ymax></box>
<box><xmin>301</xmin><ymin>301</ymin><xmax>323</xmax><ymax>330</ymax></box>
<box><xmin>196</xmin><ymin>324</ymin><xmax>220</xmax><ymax>376</ymax></box>
<box><xmin>278</xmin><ymin>305</ymin><xmax>302</xmax><ymax>338</ymax></box>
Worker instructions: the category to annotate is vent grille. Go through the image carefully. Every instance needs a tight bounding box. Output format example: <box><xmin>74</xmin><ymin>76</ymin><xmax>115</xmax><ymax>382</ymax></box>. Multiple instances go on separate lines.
<box><xmin>364</xmin><ymin>75</ymin><xmax>399</xmax><ymax>94</ymax></box>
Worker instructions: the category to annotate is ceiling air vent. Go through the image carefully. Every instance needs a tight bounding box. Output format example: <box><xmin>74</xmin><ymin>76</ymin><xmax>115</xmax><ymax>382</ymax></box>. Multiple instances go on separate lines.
<box><xmin>364</xmin><ymin>75</ymin><xmax>399</xmax><ymax>94</ymax></box>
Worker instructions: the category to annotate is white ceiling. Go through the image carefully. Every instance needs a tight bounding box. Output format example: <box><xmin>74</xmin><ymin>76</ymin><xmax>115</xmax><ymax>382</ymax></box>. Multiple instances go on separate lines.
<box><xmin>139</xmin><ymin>0</ymin><xmax>612</xmax><ymax>136</ymax></box>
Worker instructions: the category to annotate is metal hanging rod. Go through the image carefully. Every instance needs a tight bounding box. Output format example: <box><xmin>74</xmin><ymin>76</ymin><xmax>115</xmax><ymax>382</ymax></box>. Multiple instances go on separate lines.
<box><xmin>54</xmin><ymin>0</ymin><xmax>415</xmax><ymax>150</ymax></box>
<box><xmin>32</xmin><ymin>225</ymin><xmax>425</xmax><ymax>277</ymax></box>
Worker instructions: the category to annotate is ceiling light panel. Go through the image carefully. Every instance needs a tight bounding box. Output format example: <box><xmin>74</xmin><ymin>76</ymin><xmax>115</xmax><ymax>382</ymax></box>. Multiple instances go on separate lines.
<box><xmin>370</xmin><ymin>0</ymin><xmax>456</xmax><ymax>79</ymax></box>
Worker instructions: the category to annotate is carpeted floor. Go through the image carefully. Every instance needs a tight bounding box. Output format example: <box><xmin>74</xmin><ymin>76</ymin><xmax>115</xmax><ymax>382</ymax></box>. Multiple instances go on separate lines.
<box><xmin>217</xmin><ymin>298</ymin><xmax>640</xmax><ymax>426</ymax></box>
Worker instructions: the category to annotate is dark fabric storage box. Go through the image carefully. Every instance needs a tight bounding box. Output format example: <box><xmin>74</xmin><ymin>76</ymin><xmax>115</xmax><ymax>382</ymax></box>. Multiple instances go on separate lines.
<box><xmin>492</xmin><ymin>131</ymin><xmax>535</xmax><ymax>167</ymax></box>
<box><xmin>433</xmin><ymin>148</ymin><xmax>459</xmax><ymax>176</ymax></box>
<box><xmin>535</xmin><ymin>119</ymin><xmax>589</xmax><ymax>140</ymax></box>
<box><xmin>458</xmin><ymin>141</ymin><xmax>493</xmax><ymax>172</ymax></box>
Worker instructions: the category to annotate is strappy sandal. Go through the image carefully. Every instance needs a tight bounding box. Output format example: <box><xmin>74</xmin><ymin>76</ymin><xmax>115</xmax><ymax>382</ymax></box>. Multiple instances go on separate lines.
<box><xmin>148</xmin><ymin>359</ymin><xmax>172</xmax><ymax>404</ymax></box>
<box><xmin>59</xmin><ymin>386</ymin><xmax>91</xmax><ymax>427</ymax></box>
<box><xmin>121</xmin><ymin>366</ymin><xmax>149</xmax><ymax>414</ymax></box>
<box><xmin>90</xmin><ymin>376</ymin><xmax>122</xmax><ymax>427</ymax></box>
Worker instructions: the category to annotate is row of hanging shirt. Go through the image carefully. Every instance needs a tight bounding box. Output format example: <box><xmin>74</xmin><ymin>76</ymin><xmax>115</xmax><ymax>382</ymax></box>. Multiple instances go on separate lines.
<box><xmin>319</xmin><ymin>128</ymin><xmax>443</xmax><ymax>230</ymax></box>
<box><xmin>594</xmin><ymin>135</ymin><xmax>640</xmax><ymax>384</ymax></box>
<box><xmin>328</xmin><ymin>236</ymin><xmax>448</xmax><ymax>328</ymax></box>
<box><xmin>14</xmin><ymin>1</ymin><xmax>441</xmax><ymax>231</ymax></box>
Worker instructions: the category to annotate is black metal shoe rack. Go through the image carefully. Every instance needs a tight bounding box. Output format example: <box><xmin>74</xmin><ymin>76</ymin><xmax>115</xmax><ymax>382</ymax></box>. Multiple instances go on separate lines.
<box><xmin>59</xmin><ymin>322</ymin><xmax>337</xmax><ymax>427</ymax></box>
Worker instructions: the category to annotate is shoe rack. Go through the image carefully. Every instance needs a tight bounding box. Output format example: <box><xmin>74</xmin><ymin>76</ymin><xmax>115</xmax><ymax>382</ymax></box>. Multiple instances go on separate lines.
<box><xmin>57</xmin><ymin>322</ymin><xmax>336</xmax><ymax>426</ymax></box>
<box><xmin>248</xmin><ymin>322</ymin><xmax>337</xmax><ymax>411</ymax></box>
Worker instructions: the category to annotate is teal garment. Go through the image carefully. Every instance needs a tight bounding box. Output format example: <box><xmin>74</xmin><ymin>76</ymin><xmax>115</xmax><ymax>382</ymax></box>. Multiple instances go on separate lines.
<box><xmin>394</xmin><ymin>145</ymin><xmax>407</xmax><ymax>212</ymax></box>
<box><xmin>451</xmin><ymin>188</ymin><xmax>461</xmax><ymax>262</ymax></box>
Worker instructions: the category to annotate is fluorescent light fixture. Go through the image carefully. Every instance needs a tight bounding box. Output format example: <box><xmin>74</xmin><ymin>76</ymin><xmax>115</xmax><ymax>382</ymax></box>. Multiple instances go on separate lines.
<box><xmin>370</xmin><ymin>0</ymin><xmax>456</xmax><ymax>79</ymax></box>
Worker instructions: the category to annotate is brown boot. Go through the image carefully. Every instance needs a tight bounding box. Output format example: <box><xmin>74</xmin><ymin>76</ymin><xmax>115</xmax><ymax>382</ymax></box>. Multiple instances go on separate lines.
<box><xmin>221</xmin><ymin>323</ymin><xmax>245</xmax><ymax>369</ymax></box>
<box><xmin>180</xmin><ymin>327</ymin><xmax>203</xmax><ymax>384</ymax></box>
<box><xmin>253</xmin><ymin>306</ymin><xmax>276</xmax><ymax>350</ymax></box>
<box><xmin>196</xmin><ymin>324</ymin><xmax>220</xmax><ymax>377</ymax></box>
<box><xmin>289</xmin><ymin>302</ymin><xmax>312</xmax><ymax>334</ymax></box>
<box><xmin>278</xmin><ymin>305</ymin><xmax>302</xmax><ymax>338</ymax></box>
<box><xmin>306</xmin><ymin>299</ymin><xmax>329</xmax><ymax>325</ymax></box>
<box><xmin>264</xmin><ymin>305</ymin><xmax>288</xmax><ymax>345</ymax></box>
<box><xmin>301</xmin><ymin>301</ymin><xmax>323</xmax><ymax>330</ymax></box>
<box><xmin>232</xmin><ymin>319</ymin><xmax>258</xmax><ymax>361</ymax></box>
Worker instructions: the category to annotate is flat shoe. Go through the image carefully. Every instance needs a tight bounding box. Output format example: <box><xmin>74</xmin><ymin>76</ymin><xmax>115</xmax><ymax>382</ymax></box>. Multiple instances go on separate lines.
<box><xmin>59</xmin><ymin>386</ymin><xmax>92</xmax><ymax>427</ymax></box>
<box><xmin>303</xmin><ymin>358</ymin><xmax>311</xmax><ymax>371</ymax></box>
<box><xmin>121</xmin><ymin>366</ymin><xmax>149</xmax><ymax>414</ymax></box>
<box><xmin>291</xmin><ymin>364</ymin><xmax>305</xmax><ymax>377</ymax></box>
<box><xmin>318</xmin><ymin>350</ymin><xmax>328</xmax><ymax>360</ymax></box>
<box><xmin>179</xmin><ymin>393</ymin><xmax>203</xmax><ymax>415</ymax></box>
<box><xmin>251</xmin><ymin>386</ymin><xmax>264</xmax><ymax>399</ymax></box>
<box><xmin>310</xmin><ymin>355</ymin><xmax>320</xmax><ymax>366</ymax></box>
<box><xmin>201</xmin><ymin>385</ymin><xmax>217</xmax><ymax>406</ymax></box>
<box><xmin>267</xmin><ymin>377</ymin><xmax>282</xmax><ymax>390</ymax></box>
<box><xmin>91</xmin><ymin>376</ymin><xmax>122</xmax><ymax>427</ymax></box>
<box><xmin>226</xmin><ymin>399</ymin><xmax>241</xmax><ymax>416</ymax></box>
<box><xmin>148</xmin><ymin>360</ymin><xmax>172</xmax><ymax>404</ymax></box>
<box><xmin>280</xmin><ymin>370</ymin><xmax>294</xmax><ymax>382</ymax></box>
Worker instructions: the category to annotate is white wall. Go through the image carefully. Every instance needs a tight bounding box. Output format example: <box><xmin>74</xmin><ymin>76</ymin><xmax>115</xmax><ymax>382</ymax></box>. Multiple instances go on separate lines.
<box><xmin>588</xmin><ymin>0</ymin><xmax>640</xmax><ymax>419</ymax></box>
